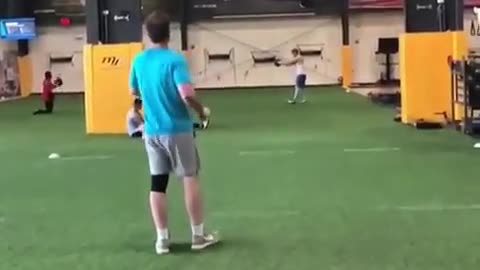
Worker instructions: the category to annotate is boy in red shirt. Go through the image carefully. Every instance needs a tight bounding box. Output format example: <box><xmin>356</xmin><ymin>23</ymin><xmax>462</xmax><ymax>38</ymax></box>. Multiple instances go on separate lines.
<box><xmin>33</xmin><ymin>71</ymin><xmax>62</xmax><ymax>115</ymax></box>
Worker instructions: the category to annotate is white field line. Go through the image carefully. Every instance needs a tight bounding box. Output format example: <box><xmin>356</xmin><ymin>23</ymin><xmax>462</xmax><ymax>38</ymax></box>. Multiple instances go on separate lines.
<box><xmin>380</xmin><ymin>204</ymin><xmax>480</xmax><ymax>211</ymax></box>
<box><xmin>239</xmin><ymin>150</ymin><xmax>296</xmax><ymax>156</ymax></box>
<box><xmin>344</xmin><ymin>147</ymin><xmax>400</xmax><ymax>153</ymax></box>
<box><xmin>211</xmin><ymin>210</ymin><xmax>300</xmax><ymax>218</ymax></box>
<box><xmin>56</xmin><ymin>155</ymin><xmax>114</xmax><ymax>161</ymax></box>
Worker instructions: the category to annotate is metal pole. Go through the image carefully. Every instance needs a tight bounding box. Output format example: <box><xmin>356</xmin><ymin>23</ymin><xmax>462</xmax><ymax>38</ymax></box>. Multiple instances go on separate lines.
<box><xmin>180</xmin><ymin>0</ymin><xmax>189</xmax><ymax>51</ymax></box>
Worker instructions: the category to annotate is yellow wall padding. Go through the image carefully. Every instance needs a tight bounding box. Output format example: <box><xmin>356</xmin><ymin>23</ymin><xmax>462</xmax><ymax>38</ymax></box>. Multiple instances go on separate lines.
<box><xmin>17</xmin><ymin>56</ymin><xmax>33</xmax><ymax>97</ymax></box>
<box><xmin>84</xmin><ymin>45</ymin><xmax>94</xmax><ymax>133</ymax></box>
<box><xmin>83</xmin><ymin>43</ymin><xmax>143</xmax><ymax>134</ymax></box>
<box><xmin>400</xmin><ymin>32</ymin><xmax>454</xmax><ymax>124</ymax></box>
<box><xmin>452</xmin><ymin>31</ymin><xmax>467</xmax><ymax>121</ymax></box>
<box><xmin>341</xmin><ymin>45</ymin><xmax>353</xmax><ymax>89</ymax></box>
<box><xmin>452</xmin><ymin>31</ymin><xmax>467</xmax><ymax>60</ymax></box>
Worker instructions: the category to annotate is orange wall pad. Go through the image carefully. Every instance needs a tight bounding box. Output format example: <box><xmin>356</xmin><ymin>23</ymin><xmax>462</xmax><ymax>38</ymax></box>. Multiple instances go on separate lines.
<box><xmin>400</xmin><ymin>32</ymin><xmax>453</xmax><ymax>124</ymax></box>
<box><xmin>17</xmin><ymin>56</ymin><xmax>33</xmax><ymax>97</ymax></box>
<box><xmin>84</xmin><ymin>43</ymin><xmax>143</xmax><ymax>134</ymax></box>
<box><xmin>341</xmin><ymin>46</ymin><xmax>352</xmax><ymax>89</ymax></box>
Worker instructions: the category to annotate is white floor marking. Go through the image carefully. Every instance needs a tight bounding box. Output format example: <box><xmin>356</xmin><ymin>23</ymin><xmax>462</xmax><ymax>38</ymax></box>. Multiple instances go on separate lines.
<box><xmin>0</xmin><ymin>96</ymin><xmax>23</xmax><ymax>103</ymax></box>
<box><xmin>239</xmin><ymin>150</ymin><xmax>296</xmax><ymax>156</ymax></box>
<box><xmin>344</xmin><ymin>147</ymin><xmax>400</xmax><ymax>153</ymax></box>
<box><xmin>211</xmin><ymin>210</ymin><xmax>300</xmax><ymax>218</ymax></box>
<box><xmin>380</xmin><ymin>204</ymin><xmax>480</xmax><ymax>211</ymax></box>
<box><xmin>56</xmin><ymin>155</ymin><xmax>114</xmax><ymax>161</ymax></box>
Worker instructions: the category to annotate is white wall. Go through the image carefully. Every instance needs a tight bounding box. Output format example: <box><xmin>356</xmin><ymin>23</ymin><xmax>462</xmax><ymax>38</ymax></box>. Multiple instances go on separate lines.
<box><xmin>29</xmin><ymin>18</ymin><xmax>342</xmax><ymax>92</ymax></box>
<box><xmin>466</xmin><ymin>11</ymin><xmax>480</xmax><ymax>49</ymax></box>
<box><xmin>350</xmin><ymin>10</ymin><xmax>480</xmax><ymax>84</ymax></box>
<box><xmin>28</xmin><ymin>24</ymin><xmax>182</xmax><ymax>94</ymax></box>
<box><xmin>0</xmin><ymin>41</ymin><xmax>16</xmax><ymax>53</ymax></box>
<box><xmin>29</xmin><ymin>26</ymin><xmax>85</xmax><ymax>93</ymax></box>
<box><xmin>188</xmin><ymin>17</ymin><xmax>342</xmax><ymax>89</ymax></box>
<box><xmin>23</xmin><ymin>11</ymin><xmax>480</xmax><ymax>93</ymax></box>
<box><xmin>350</xmin><ymin>11</ymin><xmax>404</xmax><ymax>84</ymax></box>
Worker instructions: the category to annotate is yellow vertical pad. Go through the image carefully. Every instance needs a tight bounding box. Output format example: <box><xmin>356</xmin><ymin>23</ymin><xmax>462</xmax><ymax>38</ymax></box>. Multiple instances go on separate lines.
<box><xmin>84</xmin><ymin>45</ymin><xmax>94</xmax><ymax>133</ymax></box>
<box><xmin>452</xmin><ymin>31</ymin><xmax>467</xmax><ymax>60</ymax></box>
<box><xmin>341</xmin><ymin>45</ymin><xmax>352</xmax><ymax>89</ymax></box>
<box><xmin>400</xmin><ymin>32</ymin><xmax>453</xmax><ymax>124</ymax></box>
<box><xmin>451</xmin><ymin>31</ymin><xmax>467</xmax><ymax>121</ymax></box>
<box><xmin>83</xmin><ymin>43</ymin><xmax>143</xmax><ymax>134</ymax></box>
<box><xmin>17</xmin><ymin>56</ymin><xmax>33</xmax><ymax>97</ymax></box>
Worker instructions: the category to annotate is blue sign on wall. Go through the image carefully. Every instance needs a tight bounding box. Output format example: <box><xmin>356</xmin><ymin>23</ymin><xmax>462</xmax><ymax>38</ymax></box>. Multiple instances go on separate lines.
<box><xmin>0</xmin><ymin>18</ymin><xmax>36</xmax><ymax>40</ymax></box>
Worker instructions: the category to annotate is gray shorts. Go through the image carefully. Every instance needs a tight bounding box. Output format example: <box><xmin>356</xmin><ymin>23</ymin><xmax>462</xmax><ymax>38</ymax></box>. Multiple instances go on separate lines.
<box><xmin>144</xmin><ymin>132</ymin><xmax>200</xmax><ymax>177</ymax></box>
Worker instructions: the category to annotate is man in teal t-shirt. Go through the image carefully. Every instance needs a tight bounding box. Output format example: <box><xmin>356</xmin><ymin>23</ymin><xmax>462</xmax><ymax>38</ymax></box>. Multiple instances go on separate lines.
<box><xmin>129</xmin><ymin>10</ymin><xmax>219</xmax><ymax>255</ymax></box>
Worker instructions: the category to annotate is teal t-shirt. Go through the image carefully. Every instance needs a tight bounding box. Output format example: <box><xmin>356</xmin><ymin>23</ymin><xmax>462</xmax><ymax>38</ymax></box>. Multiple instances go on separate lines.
<box><xmin>129</xmin><ymin>48</ymin><xmax>193</xmax><ymax>136</ymax></box>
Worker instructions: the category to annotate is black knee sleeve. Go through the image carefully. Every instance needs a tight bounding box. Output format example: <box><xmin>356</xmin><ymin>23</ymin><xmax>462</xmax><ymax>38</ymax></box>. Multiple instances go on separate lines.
<box><xmin>151</xmin><ymin>174</ymin><xmax>169</xmax><ymax>193</ymax></box>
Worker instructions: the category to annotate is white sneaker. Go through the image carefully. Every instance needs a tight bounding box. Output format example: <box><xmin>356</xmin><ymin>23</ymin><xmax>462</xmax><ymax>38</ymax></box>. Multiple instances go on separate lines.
<box><xmin>155</xmin><ymin>239</ymin><xmax>170</xmax><ymax>255</ymax></box>
<box><xmin>191</xmin><ymin>232</ymin><xmax>220</xmax><ymax>251</ymax></box>
<box><xmin>474</xmin><ymin>143</ymin><xmax>480</xmax><ymax>149</ymax></box>
<box><xmin>202</xmin><ymin>119</ymin><xmax>211</xmax><ymax>129</ymax></box>
<box><xmin>288</xmin><ymin>99</ymin><xmax>296</xmax><ymax>104</ymax></box>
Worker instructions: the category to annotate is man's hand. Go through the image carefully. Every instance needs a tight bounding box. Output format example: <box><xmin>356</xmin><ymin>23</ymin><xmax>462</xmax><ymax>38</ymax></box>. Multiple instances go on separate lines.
<box><xmin>178</xmin><ymin>84</ymin><xmax>207</xmax><ymax>121</ymax></box>
<box><xmin>185</xmin><ymin>96</ymin><xmax>207</xmax><ymax>121</ymax></box>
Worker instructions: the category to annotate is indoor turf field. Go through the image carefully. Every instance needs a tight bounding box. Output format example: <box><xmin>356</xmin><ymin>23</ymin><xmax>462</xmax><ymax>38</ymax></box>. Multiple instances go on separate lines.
<box><xmin>1</xmin><ymin>87</ymin><xmax>480</xmax><ymax>270</ymax></box>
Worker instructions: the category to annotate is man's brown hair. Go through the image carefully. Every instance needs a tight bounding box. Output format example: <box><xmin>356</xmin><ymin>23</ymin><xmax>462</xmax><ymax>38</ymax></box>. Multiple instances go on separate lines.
<box><xmin>145</xmin><ymin>10</ymin><xmax>171</xmax><ymax>44</ymax></box>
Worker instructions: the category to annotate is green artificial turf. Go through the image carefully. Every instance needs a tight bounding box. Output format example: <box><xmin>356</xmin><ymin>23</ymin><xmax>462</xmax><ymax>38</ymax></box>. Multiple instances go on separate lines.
<box><xmin>1</xmin><ymin>87</ymin><xmax>480</xmax><ymax>270</ymax></box>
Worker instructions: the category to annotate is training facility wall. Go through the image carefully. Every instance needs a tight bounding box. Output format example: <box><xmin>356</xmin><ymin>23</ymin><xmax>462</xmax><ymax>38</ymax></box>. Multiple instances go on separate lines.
<box><xmin>350</xmin><ymin>10</ymin><xmax>480</xmax><ymax>84</ymax></box>
<box><xmin>0</xmin><ymin>41</ymin><xmax>17</xmax><ymax>51</ymax></box>
<box><xmin>0</xmin><ymin>41</ymin><xmax>23</xmax><ymax>99</ymax></box>
<box><xmin>27</xmin><ymin>24</ymin><xmax>181</xmax><ymax>94</ymax></box>
<box><xmin>29</xmin><ymin>27</ymin><xmax>85</xmax><ymax>94</ymax></box>
<box><xmin>188</xmin><ymin>17</ymin><xmax>342</xmax><ymax>88</ymax></box>
<box><xmin>350</xmin><ymin>11</ymin><xmax>404</xmax><ymax>84</ymax></box>
<box><xmin>18</xmin><ymin>10</ymin><xmax>480</xmax><ymax>93</ymax></box>
<box><xmin>28</xmin><ymin>18</ymin><xmax>342</xmax><ymax>92</ymax></box>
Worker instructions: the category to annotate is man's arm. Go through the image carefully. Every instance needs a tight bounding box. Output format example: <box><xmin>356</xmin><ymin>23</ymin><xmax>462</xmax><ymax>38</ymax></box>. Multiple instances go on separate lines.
<box><xmin>47</xmin><ymin>81</ymin><xmax>58</xmax><ymax>89</ymax></box>
<box><xmin>174</xmin><ymin>57</ymin><xmax>207</xmax><ymax>120</ymax></box>
<box><xmin>279</xmin><ymin>56</ymin><xmax>301</xmax><ymax>66</ymax></box>
<box><xmin>129</xmin><ymin>59</ymin><xmax>140</xmax><ymax>97</ymax></box>
<box><xmin>178</xmin><ymin>84</ymin><xmax>207</xmax><ymax>120</ymax></box>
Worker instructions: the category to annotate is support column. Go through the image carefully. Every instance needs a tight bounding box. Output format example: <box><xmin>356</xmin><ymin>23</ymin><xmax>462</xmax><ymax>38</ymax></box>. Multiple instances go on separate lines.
<box><xmin>340</xmin><ymin>1</ymin><xmax>352</xmax><ymax>90</ymax></box>
<box><xmin>83</xmin><ymin>0</ymin><xmax>143</xmax><ymax>134</ymax></box>
<box><xmin>180</xmin><ymin>0</ymin><xmax>189</xmax><ymax>51</ymax></box>
<box><xmin>180</xmin><ymin>0</ymin><xmax>192</xmax><ymax>66</ymax></box>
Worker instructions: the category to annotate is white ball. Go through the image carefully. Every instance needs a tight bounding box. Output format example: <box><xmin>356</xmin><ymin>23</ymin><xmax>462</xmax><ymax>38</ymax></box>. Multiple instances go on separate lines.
<box><xmin>474</xmin><ymin>143</ymin><xmax>480</xmax><ymax>149</ymax></box>
<box><xmin>49</xmin><ymin>153</ymin><xmax>60</xmax><ymax>159</ymax></box>
<box><xmin>203</xmin><ymin>107</ymin><xmax>211</xmax><ymax>117</ymax></box>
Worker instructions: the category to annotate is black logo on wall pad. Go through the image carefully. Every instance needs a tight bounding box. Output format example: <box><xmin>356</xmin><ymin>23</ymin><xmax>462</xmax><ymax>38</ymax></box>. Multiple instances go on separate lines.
<box><xmin>102</xmin><ymin>57</ymin><xmax>120</xmax><ymax>66</ymax></box>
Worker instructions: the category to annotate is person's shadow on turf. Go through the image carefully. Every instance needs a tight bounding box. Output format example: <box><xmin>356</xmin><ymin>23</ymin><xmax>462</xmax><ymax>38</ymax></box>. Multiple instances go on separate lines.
<box><xmin>126</xmin><ymin>240</ymin><xmax>225</xmax><ymax>254</ymax></box>
<box><xmin>169</xmin><ymin>242</ymin><xmax>224</xmax><ymax>254</ymax></box>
